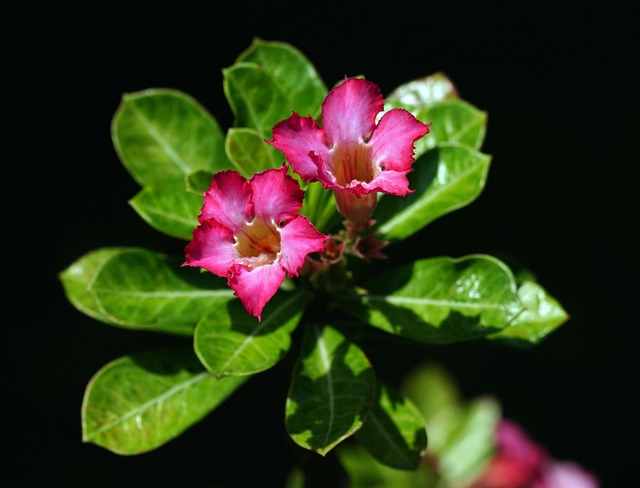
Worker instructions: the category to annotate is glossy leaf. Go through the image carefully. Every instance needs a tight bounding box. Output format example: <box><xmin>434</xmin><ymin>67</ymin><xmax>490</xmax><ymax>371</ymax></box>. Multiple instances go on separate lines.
<box><xmin>186</xmin><ymin>169</ymin><xmax>213</xmax><ymax>195</ymax></box>
<box><xmin>355</xmin><ymin>382</ymin><xmax>428</xmax><ymax>470</ymax></box>
<box><xmin>487</xmin><ymin>280</ymin><xmax>569</xmax><ymax>345</ymax></box>
<box><xmin>225</xmin><ymin>127</ymin><xmax>283</xmax><ymax>177</ymax></box>
<box><xmin>194</xmin><ymin>292</ymin><xmax>308</xmax><ymax>377</ymax></box>
<box><xmin>59</xmin><ymin>247</ymin><xmax>127</xmax><ymax>324</ymax></box>
<box><xmin>235</xmin><ymin>38</ymin><xmax>327</xmax><ymax>120</ymax></box>
<box><xmin>386</xmin><ymin>72</ymin><xmax>460</xmax><ymax>107</ymax></box>
<box><xmin>386</xmin><ymin>73</ymin><xmax>487</xmax><ymax>155</ymax></box>
<box><xmin>223</xmin><ymin>63</ymin><xmax>297</xmax><ymax>138</ymax></box>
<box><xmin>82</xmin><ymin>346</ymin><xmax>248</xmax><ymax>455</ymax></box>
<box><xmin>128</xmin><ymin>184</ymin><xmax>202</xmax><ymax>240</ymax></box>
<box><xmin>285</xmin><ymin>325</ymin><xmax>376</xmax><ymax>456</ymax></box>
<box><xmin>389</xmin><ymin>99</ymin><xmax>487</xmax><ymax>157</ymax></box>
<box><xmin>112</xmin><ymin>89</ymin><xmax>232</xmax><ymax>187</ymax></box>
<box><xmin>418</xmin><ymin>100</ymin><xmax>487</xmax><ymax>155</ymax></box>
<box><xmin>62</xmin><ymin>247</ymin><xmax>234</xmax><ymax>336</ymax></box>
<box><xmin>336</xmin><ymin>255</ymin><xmax>523</xmax><ymax>343</ymax></box>
<box><xmin>375</xmin><ymin>144</ymin><xmax>491</xmax><ymax>242</ymax></box>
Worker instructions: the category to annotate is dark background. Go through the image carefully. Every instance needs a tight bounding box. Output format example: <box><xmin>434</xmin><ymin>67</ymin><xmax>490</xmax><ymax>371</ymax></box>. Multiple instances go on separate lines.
<box><xmin>8</xmin><ymin>2</ymin><xmax>637</xmax><ymax>487</ymax></box>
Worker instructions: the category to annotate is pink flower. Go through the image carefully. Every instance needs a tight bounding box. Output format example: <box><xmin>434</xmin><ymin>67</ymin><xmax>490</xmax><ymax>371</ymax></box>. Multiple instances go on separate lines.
<box><xmin>470</xmin><ymin>419</ymin><xmax>599</xmax><ymax>488</ymax></box>
<box><xmin>183</xmin><ymin>165</ymin><xmax>328</xmax><ymax>321</ymax></box>
<box><xmin>267</xmin><ymin>77</ymin><xmax>431</xmax><ymax>226</ymax></box>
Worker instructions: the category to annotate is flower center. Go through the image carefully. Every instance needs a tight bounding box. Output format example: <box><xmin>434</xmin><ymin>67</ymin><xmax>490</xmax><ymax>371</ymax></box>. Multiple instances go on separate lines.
<box><xmin>234</xmin><ymin>218</ymin><xmax>282</xmax><ymax>268</ymax></box>
<box><xmin>332</xmin><ymin>141</ymin><xmax>375</xmax><ymax>186</ymax></box>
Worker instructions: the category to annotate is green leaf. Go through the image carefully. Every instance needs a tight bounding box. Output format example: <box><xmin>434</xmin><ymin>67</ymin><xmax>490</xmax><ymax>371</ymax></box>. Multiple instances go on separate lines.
<box><xmin>338</xmin><ymin>443</ymin><xmax>436</xmax><ymax>488</ymax></box>
<box><xmin>235</xmin><ymin>38</ymin><xmax>327</xmax><ymax>120</ymax></box>
<box><xmin>223</xmin><ymin>63</ymin><xmax>296</xmax><ymax>138</ymax></box>
<box><xmin>426</xmin><ymin>396</ymin><xmax>500</xmax><ymax>484</ymax></box>
<box><xmin>400</xmin><ymin>362</ymin><xmax>461</xmax><ymax>423</ymax></box>
<box><xmin>487</xmin><ymin>280</ymin><xmax>569</xmax><ymax>345</ymax></box>
<box><xmin>416</xmin><ymin>100</ymin><xmax>488</xmax><ymax>155</ymax></box>
<box><xmin>386</xmin><ymin>74</ymin><xmax>487</xmax><ymax>155</ymax></box>
<box><xmin>194</xmin><ymin>292</ymin><xmax>309</xmax><ymax>377</ymax></box>
<box><xmin>355</xmin><ymin>382</ymin><xmax>428</xmax><ymax>470</ymax></box>
<box><xmin>285</xmin><ymin>325</ymin><xmax>376</xmax><ymax>456</ymax></box>
<box><xmin>82</xmin><ymin>346</ymin><xmax>248</xmax><ymax>455</ymax></box>
<box><xmin>375</xmin><ymin>144</ymin><xmax>491</xmax><ymax>242</ymax></box>
<box><xmin>59</xmin><ymin>247</ymin><xmax>127</xmax><ymax>324</ymax></box>
<box><xmin>336</xmin><ymin>255</ymin><xmax>523</xmax><ymax>343</ymax></box>
<box><xmin>387</xmin><ymin>100</ymin><xmax>487</xmax><ymax>157</ymax></box>
<box><xmin>225</xmin><ymin>127</ymin><xmax>283</xmax><ymax>177</ymax></box>
<box><xmin>112</xmin><ymin>89</ymin><xmax>233</xmax><ymax>187</ymax></box>
<box><xmin>186</xmin><ymin>169</ymin><xmax>213</xmax><ymax>195</ymax></box>
<box><xmin>398</xmin><ymin>361</ymin><xmax>500</xmax><ymax>484</ymax></box>
<box><xmin>62</xmin><ymin>247</ymin><xmax>235</xmax><ymax>336</ymax></box>
<box><xmin>128</xmin><ymin>184</ymin><xmax>202</xmax><ymax>240</ymax></box>
<box><xmin>386</xmin><ymin>72</ymin><xmax>460</xmax><ymax>107</ymax></box>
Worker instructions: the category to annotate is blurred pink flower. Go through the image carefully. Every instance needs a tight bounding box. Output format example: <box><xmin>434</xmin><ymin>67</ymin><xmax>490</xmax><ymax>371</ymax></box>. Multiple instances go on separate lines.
<box><xmin>267</xmin><ymin>77</ymin><xmax>430</xmax><ymax>226</ymax></box>
<box><xmin>469</xmin><ymin>419</ymin><xmax>599</xmax><ymax>488</ymax></box>
<box><xmin>183</xmin><ymin>165</ymin><xmax>327</xmax><ymax>321</ymax></box>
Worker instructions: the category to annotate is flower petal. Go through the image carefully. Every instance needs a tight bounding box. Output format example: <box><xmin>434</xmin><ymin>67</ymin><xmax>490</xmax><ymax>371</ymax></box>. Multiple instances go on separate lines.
<box><xmin>537</xmin><ymin>461</ymin><xmax>599</xmax><ymax>488</ymax></box>
<box><xmin>267</xmin><ymin>113</ymin><xmax>329</xmax><ymax>183</ymax></box>
<box><xmin>496</xmin><ymin>419</ymin><xmax>547</xmax><ymax>469</ymax></box>
<box><xmin>278</xmin><ymin>215</ymin><xmax>328</xmax><ymax>276</ymax></box>
<box><xmin>199</xmin><ymin>170</ymin><xmax>252</xmax><ymax>231</ymax></box>
<box><xmin>183</xmin><ymin>219</ymin><xmax>237</xmax><ymax>277</ymax></box>
<box><xmin>322</xmin><ymin>77</ymin><xmax>384</xmax><ymax>146</ymax></box>
<box><xmin>360</xmin><ymin>169</ymin><xmax>413</xmax><ymax>196</ymax></box>
<box><xmin>369</xmin><ymin>108</ymin><xmax>431</xmax><ymax>172</ymax></box>
<box><xmin>228</xmin><ymin>263</ymin><xmax>287</xmax><ymax>321</ymax></box>
<box><xmin>249</xmin><ymin>165</ymin><xmax>304</xmax><ymax>223</ymax></box>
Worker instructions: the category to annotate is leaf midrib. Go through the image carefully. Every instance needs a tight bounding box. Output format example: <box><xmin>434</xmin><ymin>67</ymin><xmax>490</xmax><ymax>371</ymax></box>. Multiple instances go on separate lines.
<box><xmin>87</xmin><ymin>371</ymin><xmax>210</xmax><ymax>438</ymax></box>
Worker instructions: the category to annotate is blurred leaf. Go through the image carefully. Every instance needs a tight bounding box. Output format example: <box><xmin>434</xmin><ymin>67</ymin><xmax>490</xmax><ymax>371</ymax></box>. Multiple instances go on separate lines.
<box><xmin>427</xmin><ymin>395</ymin><xmax>500</xmax><ymax>484</ymax></box>
<box><xmin>337</xmin><ymin>255</ymin><xmax>523</xmax><ymax>343</ymax></box>
<box><xmin>235</xmin><ymin>38</ymin><xmax>327</xmax><ymax>120</ymax></box>
<box><xmin>61</xmin><ymin>247</ymin><xmax>234</xmax><ymax>336</ymax></box>
<box><xmin>355</xmin><ymin>382</ymin><xmax>428</xmax><ymax>470</ymax></box>
<box><xmin>338</xmin><ymin>443</ymin><xmax>436</xmax><ymax>488</ymax></box>
<box><xmin>487</xmin><ymin>280</ymin><xmax>569</xmax><ymax>345</ymax></box>
<box><xmin>338</xmin><ymin>362</ymin><xmax>499</xmax><ymax>487</ymax></box>
<box><xmin>194</xmin><ymin>292</ymin><xmax>308</xmax><ymax>377</ymax></box>
<box><xmin>129</xmin><ymin>184</ymin><xmax>202</xmax><ymax>240</ymax></box>
<box><xmin>285</xmin><ymin>325</ymin><xmax>376</xmax><ymax>456</ymax></box>
<box><xmin>376</xmin><ymin>144</ymin><xmax>491</xmax><ymax>242</ymax></box>
<box><xmin>112</xmin><ymin>89</ymin><xmax>232</xmax><ymax>187</ymax></box>
<box><xmin>284</xmin><ymin>468</ymin><xmax>305</xmax><ymax>488</ymax></box>
<box><xmin>401</xmin><ymin>362</ymin><xmax>461</xmax><ymax>423</ymax></box>
<box><xmin>225</xmin><ymin>127</ymin><xmax>283</xmax><ymax>177</ymax></box>
<box><xmin>82</xmin><ymin>346</ymin><xmax>247</xmax><ymax>455</ymax></box>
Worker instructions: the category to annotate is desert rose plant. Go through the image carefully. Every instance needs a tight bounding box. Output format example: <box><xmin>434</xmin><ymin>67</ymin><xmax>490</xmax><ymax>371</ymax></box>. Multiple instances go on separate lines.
<box><xmin>59</xmin><ymin>38</ymin><xmax>579</xmax><ymax>484</ymax></box>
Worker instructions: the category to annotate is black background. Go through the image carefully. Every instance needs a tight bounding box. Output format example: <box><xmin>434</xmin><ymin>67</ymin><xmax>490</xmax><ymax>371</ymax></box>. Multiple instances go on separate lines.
<box><xmin>8</xmin><ymin>2</ymin><xmax>637</xmax><ymax>487</ymax></box>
